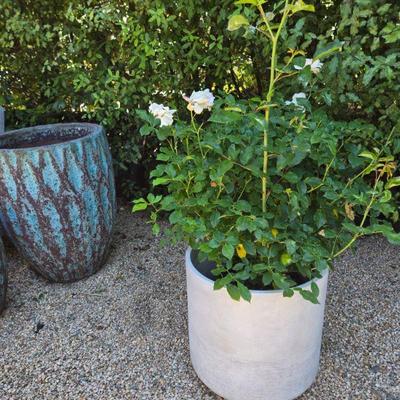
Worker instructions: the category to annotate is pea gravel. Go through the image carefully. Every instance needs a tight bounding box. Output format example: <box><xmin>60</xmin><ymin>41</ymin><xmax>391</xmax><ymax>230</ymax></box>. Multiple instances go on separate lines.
<box><xmin>0</xmin><ymin>205</ymin><xmax>399</xmax><ymax>400</ymax></box>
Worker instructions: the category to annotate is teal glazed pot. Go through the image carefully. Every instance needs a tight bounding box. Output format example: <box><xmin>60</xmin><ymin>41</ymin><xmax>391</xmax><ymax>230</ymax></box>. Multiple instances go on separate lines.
<box><xmin>0</xmin><ymin>123</ymin><xmax>116</xmax><ymax>282</ymax></box>
<box><xmin>0</xmin><ymin>238</ymin><xmax>7</xmax><ymax>315</ymax></box>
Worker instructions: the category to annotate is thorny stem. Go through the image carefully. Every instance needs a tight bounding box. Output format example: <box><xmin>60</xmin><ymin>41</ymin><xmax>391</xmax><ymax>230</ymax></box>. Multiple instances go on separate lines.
<box><xmin>220</xmin><ymin>154</ymin><xmax>253</xmax><ymax>172</ymax></box>
<box><xmin>256</xmin><ymin>4</ymin><xmax>275</xmax><ymax>40</ymax></box>
<box><xmin>260</xmin><ymin>0</ymin><xmax>290</xmax><ymax>213</ymax></box>
<box><xmin>330</xmin><ymin>127</ymin><xmax>397</xmax><ymax>258</ymax></box>
<box><xmin>308</xmin><ymin>143</ymin><xmax>344</xmax><ymax>193</ymax></box>
<box><xmin>330</xmin><ymin>126</ymin><xmax>397</xmax><ymax>206</ymax></box>
<box><xmin>185</xmin><ymin>137</ymin><xmax>190</xmax><ymax>156</ymax></box>
<box><xmin>237</xmin><ymin>177</ymin><xmax>252</xmax><ymax>201</ymax></box>
<box><xmin>332</xmin><ymin>169</ymin><xmax>384</xmax><ymax>259</ymax></box>
<box><xmin>191</xmin><ymin>111</ymin><xmax>204</xmax><ymax>158</ymax></box>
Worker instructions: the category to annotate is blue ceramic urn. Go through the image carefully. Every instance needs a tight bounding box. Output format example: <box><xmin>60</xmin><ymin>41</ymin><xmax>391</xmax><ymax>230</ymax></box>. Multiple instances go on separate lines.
<box><xmin>0</xmin><ymin>238</ymin><xmax>6</xmax><ymax>314</ymax></box>
<box><xmin>0</xmin><ymin>123</ymin><xmax>116</xmax><ymax>282</ymax></box>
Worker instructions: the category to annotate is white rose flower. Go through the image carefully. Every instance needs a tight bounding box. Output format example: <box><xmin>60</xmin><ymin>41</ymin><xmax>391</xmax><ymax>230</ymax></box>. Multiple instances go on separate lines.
<box><xmin>148</xmin><ymin>102</ymin><xmax>176</xmax><ymax>127</ymax></box>
<box><xmin>294</xmin><ymin>58</ymin><xmax>324</xmax><ymax>74</ymax></box>
<box><xmin>183</xmin><ymin>89</ymin><xmax>215</xmax><ymax>114</ymax></box>
<box><xmin>285</xmin><ymin>92</ymin><xmax>307</xmax><ymax>110</ymax></box>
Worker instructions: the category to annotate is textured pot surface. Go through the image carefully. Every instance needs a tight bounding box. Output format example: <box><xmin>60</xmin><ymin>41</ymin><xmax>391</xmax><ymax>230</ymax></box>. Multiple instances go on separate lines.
<box><xmin>0</xmin><ymin>123</ymin><xmax>116</xmax><ymax>282</ymax></box>
<box><xmin>186</xmin><ymin>248</ymin><xmax>329</xmax><ymax>400</ymax></box>
<box><xmin>0</xmin><ymin>238</ymin><xmax>7</xmax><ymax>315</ymax></box>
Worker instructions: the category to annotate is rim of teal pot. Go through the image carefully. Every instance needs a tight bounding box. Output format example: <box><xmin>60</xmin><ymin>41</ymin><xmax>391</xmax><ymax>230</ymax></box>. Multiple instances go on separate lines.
<box><xmin>185</xmin><ymin>247</ymin><xmax>329</xmax><ymax>296</ymax></box>
<box><xmin>0</xmin><ymin>123</ymin><xmax>103</xmax><ymax>152</ymax></box>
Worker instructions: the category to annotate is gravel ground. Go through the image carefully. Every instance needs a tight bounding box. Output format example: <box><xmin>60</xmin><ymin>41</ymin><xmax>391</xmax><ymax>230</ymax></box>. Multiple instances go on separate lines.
<box><xmin>0</xmin><ymin>205</ymin><xmax>399</xmax><ymax>400</ymax></box>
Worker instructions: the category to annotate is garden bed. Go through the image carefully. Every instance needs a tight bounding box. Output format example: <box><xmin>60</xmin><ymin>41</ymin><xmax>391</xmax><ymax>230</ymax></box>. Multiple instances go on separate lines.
<box><xmin>0</xmin><ymin>206</ymin><xmax>398</xmax><ymax>400</ymax></box>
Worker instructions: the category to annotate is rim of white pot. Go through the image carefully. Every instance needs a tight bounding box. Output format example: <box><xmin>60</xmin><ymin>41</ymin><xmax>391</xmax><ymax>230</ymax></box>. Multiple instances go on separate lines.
<box><xmin>0</xmin><ymin>123</ymin><xmax>103</xmax><ymax>152</ymax></box>
<box><xmin>186</xmin><ymin>247</ymin><xmax>329</xmax><ymax>297</ymax></box>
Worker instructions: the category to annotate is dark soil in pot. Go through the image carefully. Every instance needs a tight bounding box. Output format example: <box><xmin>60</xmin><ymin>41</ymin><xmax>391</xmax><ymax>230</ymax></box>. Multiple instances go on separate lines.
<box><xmin>0</xmin><ymin>125</ymin><xmax>89</xmax><ymax>149</ymax></box>
<box><xmin>191</xmin><ymin>249</ymin><xmax>309</xmax><ymax>291</ymax></box>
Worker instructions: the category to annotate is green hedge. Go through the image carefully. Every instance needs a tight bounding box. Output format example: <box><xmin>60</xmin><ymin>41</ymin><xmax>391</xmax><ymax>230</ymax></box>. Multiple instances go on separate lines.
<box><xmin>0</xmin><ymin>0</ymin><xmax>399</xmax><ymax>197</ymax></box>
<box><xmin>315</xmin><ymin>0</ymin><xmax>400</xmax><ymax>132</ymax></box>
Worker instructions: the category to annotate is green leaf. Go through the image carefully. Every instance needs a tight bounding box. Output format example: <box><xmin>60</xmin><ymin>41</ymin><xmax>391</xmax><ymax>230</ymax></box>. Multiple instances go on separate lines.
<box><xmin>288</xmin><ymin>0</ymin><xmax>315</xmax><ymax>15</ymax></box>
<box><xmin>237</xmin><ymin>281</ymin><xmax>251</xmax><ymax>302</ymax></box>
<box><xmin>235</xmin><ymin>270</ymin><xmax>250</xmax><ymax>280</ymax></box>
<box><xmin>211</xmin><ymin>266</ymin><xmax>225</xmax><ymax>276</ymax></box>
<box><xmin>298</xmin><ymin>288</ymin><xmax>319</xmax><ymax>304</ymax></box>
<box><xmin>136</xmin><ymin>109</ymin><xmax>154</xmax><ymax>124</ymax></box>
<box><xmin>285</xmin><ymin>239</ymin><xmax>297</xmax><ymax>255</ymax></box>
<box><xmin>208</xmin><ymin>110</ymin><xmax>243</xmax><ymax>124</ymax></box>
<box><xmin>227</xmin><ymin>284</ymin><xmax>241</xmax><ymax>301</ymax></box>
<box><xmin>377</xmin><ymin>4</ymin><xmax>391</xmax><ymax>15</ymax></box>
<box><xmin>314</xmin><ymin>40</ymin><xmax>344</xmax><ymax>60</ymax></box>
<box><xmin>147</xmin><ymin>193</ymin><xmax>162</xmax><ymax>204</ymax></box>
<box><xmin>240</xmin><ymin>147</ymin><xmax>253</xmax><ymax>165</ymax></box>
<box><xmin>272</xmin><ymin>272</ymin><xmax>291</xmax><ymax>290</ymax></box>
<box><xmin>139</xmin><ymin>125</ymin><xmax>153</xmax><ymax>136</ymax></box>
<box><xmin>359</xmin><ymin>151</ymin><xmax>377</xmax><ymax>160</ymax></box>
<box><xmin>386</xmin><ymin>177</ymin><xmax>400</xmax><ymax>190</ymax></box>
<box><xmin>217</xmin><ymin>160</ymin><xmax>234</xmax><ymax>177</ymax></box>
<box><xmin>236</xmin><ymin>216</ymin><xmax>257</xmax><ymax>232</ymax></box>
<box><xmin>369</xmin><ymin>224</ymin><xmax>400</xmax><ymax>245</ymax></box>
<box><xmin>283</xmin><ymin>288</ymin><xmax>294</xmax><ymax>298</ymax></box>
<box><xmin>236</xmin><ymin>200</ymin><xmax>252</xmax><ymax>213</ymax></box>
<box><xmin>152</xmin><ymin>223</ymin><xmax>160</xmax><ymax>235</ymax></box>
<box><xmin>383</xmin><ymin>26</ymin><xmax>400</xmax><ymax>44</ymax></box>
<box><xmin>311</xmin><ymin>282</ymin><xmax>319</xmax><ymax>298</ymax></box>
<box><xmin>253</xmin><ymin>263</ymin><xmax>269</xmax><ymax>272</ymax></box>
<box><xmin>363</xmin><ymin>67</ymin><xmax>379</xmax><ymax>86</ymax></box>
<box><xmin>222</xmin><ymin>243</ymin><xmax>235</xmax><ymax>260</ymax></box>
<box><xmin>132</xmin><ymin>201</ymin><xmax>148</xmax><ymax>212</ymax></box>
<box><xmin>227</xmin><ymin>14</ymin><xmax>250</xmax><ymax>32</ymax></box>
<box><xmin>152</xmin><ymin>177</ymin><xmax>169</xmax><ymax>186</ymax></box>
<box><xmin>214</xmin><ymin>275</ymin><xmax>234</xmax><ymax>290</ymax></box>
<box><xmin>316</xmin><ymin>259</ymin><xmax>329</xmax><ymax>273</ymax></box>
<box><xmin>313</xmin><ymin>210</ymin><xmax>327</xmax><ymax>229</ymax></box>
<box><xmin>262</xmin><ymin>271</ymin><xmax>273</xmax><ymax>286</ymax></box>
<box><xmin>380</xmin><ymin>190</ymin><xmax>392</xmax><ymax>203</ymax></box>
<box><xmin>235</xmin><ymin>0</ymin><xmax>264</xmax><ymax>5</ymax></box>
<box><xmin>210</xmin><ymin>211</ymin><xmax>220</xmax><ymax>228</ymax></box>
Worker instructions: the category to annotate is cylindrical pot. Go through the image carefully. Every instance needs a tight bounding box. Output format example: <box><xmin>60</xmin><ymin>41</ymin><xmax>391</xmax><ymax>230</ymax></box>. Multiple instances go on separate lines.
<box><xmin>0</xmin><ymin>237</ymin><xmax>7</xmax><ymax>315</ymax></box>
<box><xmin>186</xmin><ymin>248</ymin><xmax>329</xmax><ymax>400</ymax></box>
<box><xmin>0</xmin><ymin>123</ymin><xmax>116</xmax><ymax>282</ymax></box>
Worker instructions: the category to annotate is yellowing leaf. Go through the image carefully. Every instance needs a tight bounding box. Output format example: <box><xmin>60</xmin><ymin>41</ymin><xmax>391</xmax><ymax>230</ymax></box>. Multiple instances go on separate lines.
<box><xmin>345</xmin><ymin>202</ymin><xmax>355</xmax><ymax>221</ymax></box>
<box><xmin>333</xmin><ymin>208</ymin><xmax>339</xmax><ymax>219</ymax></box>
<box><xmin>236</xmin><ymin>244</ymin><xmax>247</xmax><ymax>259</ymax></box>
<box><xmin>227</xmin><ymin>14</ymin><xmax>249</xmax><ymax>31</ymax></box>
<box><xmin>271</xmin><ymin>228</ymin><xmax>279</xmax><ymax>238</ymax></box>
<box><xmin>379</xmin><ymin>161</ymin><xmax>397</xmax><ymax>178</ymax></box>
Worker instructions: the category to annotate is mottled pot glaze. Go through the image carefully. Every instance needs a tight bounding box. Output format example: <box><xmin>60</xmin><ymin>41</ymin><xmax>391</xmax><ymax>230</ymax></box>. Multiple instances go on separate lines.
<box><xmin>0</xmin><ymin>238</ymin><xmax>7</xmax><ymax>315</ymax></box>
<box><xmin>0</xmin><ymin>123</ymin><xmax>116</xmax><ymax>282</ymax></box>
<box><xmin>186</xmin><ymin>248</ymin><xmax>329</xmax><ymax>400</ymax></box>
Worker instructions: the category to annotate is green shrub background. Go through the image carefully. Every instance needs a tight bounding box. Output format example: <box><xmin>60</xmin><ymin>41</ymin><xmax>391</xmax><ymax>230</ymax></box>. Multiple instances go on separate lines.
<box><xmin>1</xmin><ymin>0</ymin><xmax>399</xmax><ymax>198</ymax></box>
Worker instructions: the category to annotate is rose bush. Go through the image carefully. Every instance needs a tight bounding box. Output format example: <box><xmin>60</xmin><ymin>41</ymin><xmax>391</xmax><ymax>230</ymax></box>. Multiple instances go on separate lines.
<box><xmin>133</xmin><ymin>0</ymin><xmax>400</xmax><ymax>302</ymax></box>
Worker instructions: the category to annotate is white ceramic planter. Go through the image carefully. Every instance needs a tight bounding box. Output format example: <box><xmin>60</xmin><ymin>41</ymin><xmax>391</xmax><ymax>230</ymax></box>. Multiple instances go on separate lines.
<box><xmin>185</xmin><ymin>248</ymin><xmax>329</xmax><ymax>400</ymax></box>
